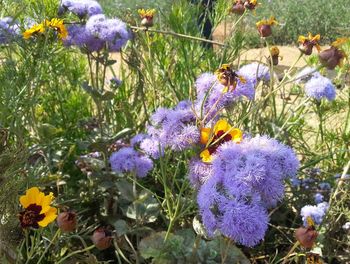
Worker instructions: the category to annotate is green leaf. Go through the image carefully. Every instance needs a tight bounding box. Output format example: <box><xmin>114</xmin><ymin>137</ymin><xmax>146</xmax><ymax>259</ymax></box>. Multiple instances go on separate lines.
<box><xmin>116</xmin><ymin>179</ymin><xmax>134</xmax><ymax>202</ymax></box>
<box><xmin>126</xmin><ymin>190</ymin><xmax>160</xmax><ymax>223</ymax></box>
<box><xmin>113</xmin><ymin>219</ymin><xmax>129</xmax><ymax>237</ymax></box>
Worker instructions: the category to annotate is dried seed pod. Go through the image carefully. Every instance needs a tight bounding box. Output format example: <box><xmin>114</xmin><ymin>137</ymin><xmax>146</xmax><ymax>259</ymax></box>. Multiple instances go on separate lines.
<box><xmin>57</xmin><ymin>211</ymin><xmax>77</xmax><ymax>232</ymax></box>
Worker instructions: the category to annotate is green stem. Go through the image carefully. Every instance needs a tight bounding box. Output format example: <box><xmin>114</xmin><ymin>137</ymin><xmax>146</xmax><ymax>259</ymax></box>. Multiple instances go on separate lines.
<box><xmin>56</xmin><ymin>245</ymin><xmax>95</xmax><ymax>264</ymax></box>
<box><xmin>37</xmin><ymin>229</ymin><xmax>61</xmax><ymax>264</ymax></box>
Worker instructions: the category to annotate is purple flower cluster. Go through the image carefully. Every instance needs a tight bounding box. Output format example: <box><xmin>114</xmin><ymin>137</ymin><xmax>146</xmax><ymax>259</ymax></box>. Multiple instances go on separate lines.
<box><xmin>195</xmin><ymin>135</ymin><xmax>299</xmax><ymax>246</ymax></box>
<box><xmin>304</xmin><ymin>75</ymin><xmax>336</xmax><ymax>101</ymax></box>
<box><xmin>140</xmin><ymin>100</ymin><xmax>199</xmax><ymax>153</ymax></box>
<box><xmin>0</xmin><ymin>17</ymin><xmax>19</xmax><ymax>44</ymax></box>
<box><xmin>64</xmin><ymin>14</ymin><xmax>131</xmax><ymax>52</ymax></box>
<box><xmin>300</xmin><ymin>202</ymin><xmax>329</xmax><ymax>226</ymax></box>
<box><xmin>109</xmin><ymin>147</ymin><xmax>153</xmax><ymax>178</ymax></box>
<box><xmin>194</xmin><ymin>72</ymin><xmax>255</xmax><ymax>120</ymax></box>
<box><xmin>59</xmin><ymin>0</ymin><xmax>103</xmax><ymax>18</ymax></box>
<box><xmin>238</xmin><ymin>62</ymin><xmax>270</xmax><ymax>85</ymax></box>
<box><xmin>294</xmin><ymin>67</ymin><xmax>321</xmax><ymax>84</ymax></box>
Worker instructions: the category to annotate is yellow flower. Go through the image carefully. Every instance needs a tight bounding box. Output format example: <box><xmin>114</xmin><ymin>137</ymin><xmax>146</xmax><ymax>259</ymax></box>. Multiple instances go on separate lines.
<box><xmin>200</xmin><ymin>119</ymin><xmax>242</xmax><ymax>163</ymax></box>
<box><xmin>23</xmin><ymin>23</ymin><xmax>45</xmax><ymax>39</ymax></box>
<box><xmin>138</xmin><ymin>9</ymin><xmax>156</xmax><ymax>19</ymax></box>
<box><xmin>298</xmin><ymin>33</ymin><xmax>321</xmax><ymax>54</ymax></box>
<box><xmin>331</xmin><ymin>37</ymin><xmax>349</xmax><ymax>47</ymax></box>
<box><xmin>215</xmin><ymin>64</ymin><xmax>246</xmax><ymax>91</ymax></box>
<box><xmin>19</xmin><ymin>187</ymin><xmax>57</xmax><ymax>228</ymax></box>
<box><xmin>48</xmin><ymin>18</ymin><xmax>68</xmax><ymax>40</ymax></box>
<box><xmin>256</xmin><ymin>16</ymin><xmax>278</xmax><ymax>27</ymax></box>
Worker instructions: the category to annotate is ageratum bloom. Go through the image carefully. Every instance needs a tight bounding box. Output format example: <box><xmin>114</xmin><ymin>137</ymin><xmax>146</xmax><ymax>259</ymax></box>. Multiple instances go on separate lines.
<box><xmin>59</xmin><ymin>0</ymin><xmax>103</xmax><ymax>18</ymax></box>
<box><xmin>200</xmin><ymin>119</ymin><xmax>242</xmax><ymax>163</ymax></box>
<box><xmin>19</xmin><ymin>187</ymin><xmax>57</xmax><ymax>228</ymax></box>
<box><xmin>212</xmin><ymin>136</ymin><xmax>299</xmax><ymax>208</ymax></box>
<box><xmin>304</xmin><ymin>75</ymin><xmax>336</xmax><ymax>101</ymax></box>
<box><xmin>188</xmin><ymin>158</ymin><xmax>213</xmax><ymax>188</ymax></box>
<box><xmin>300</xmin><ymin>202</ymin><xmax>329</xmax><ymax>226</ymax></box>
<box><xmin>0</xmin><ymin>17</ymin><xmax>19</xmax><ymax>44</ymax></box>
<box><xmin>238</xmin><ymin>62</ymin><xmax>270</xmax><ymax>85</ymax></box>
<box><xmin>197</xmin><ymin>171</ymin><xmax>269</xmax><ymax>247</ymax></box>
<box><xmin>110</xmin><ymin>147</ymin><xmax>153</xmax><ymax>178</ymax></box>
<box><xmin>294</xmin><ymin>67</ymin><xmax>321</xmax><ymax>84</ymax></box>
<box><xmin>65</xmin><ymin>14</ymin><xmax>130</xmax><ymax>52</ymax></box>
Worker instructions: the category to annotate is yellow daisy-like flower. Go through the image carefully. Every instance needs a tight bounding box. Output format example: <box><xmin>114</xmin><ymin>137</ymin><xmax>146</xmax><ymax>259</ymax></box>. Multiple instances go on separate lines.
<box><xmin>48</xmin><ymin>18</ymin><xmax>68</xmax><ymax>40</ymax></box>
<box><xmin>200</xmin><ymin>119</ymin><xmax>242</xmax><ymax>163</ymax></box>
<box><xmin>256</xmin><ymin>16</ymin><xmax>278</xmax><ymax>27</ymax></box>
<box><xmin>23</xmin><ymin>23</ymin><xmax>45</xmax><ymax>39</ymax></box>
<box><xmin>138</xmin><ymin>9</ymin><xmax>156</xmax><ymax>19</ymax></box>
<box><xmin>19</xmin><ymin>187</ymin><xmax>57</xmax><ymax>229</ymax></box>
<box><xmin>215</xmin><ymin>64</ymin><xmax>246</xmax><ymax>91</ymax></box>
<box><xmin>331</xmin><ymin>37</ymin><xmax>349</xmax><ymax>47</ymax></box>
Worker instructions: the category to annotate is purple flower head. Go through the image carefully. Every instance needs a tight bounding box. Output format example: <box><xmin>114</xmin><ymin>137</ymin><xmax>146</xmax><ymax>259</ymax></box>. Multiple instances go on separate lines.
<box><xmin>0</xmin><ymin>17</ymin><xmax>20</xmax><ymax>44</ymax></box>
<box><xmin>197</xmin><ymin>171</ymin><xmax>268</xmax><ymax>247</ymax></box>
<box><xmin>110</xmin><ymin>77</ymin><xmax>122</xmax><ymax>88</ymax></box>
<box><xmin>294</xmin><ymin>67</ymin><xmax>321</xmax><ymax>84</ymax></box>
<box><xmin>85</xmin><ymin>14</ymin><xmax>130</xmax><ymax>52</ymax></box>
<box><xmin>110</xmin><ymin>147</ymin><xmax>153</xmax><ymax>178</ymax></box>
<box><xmin>318</xmin><ymin>182</ymin><xmax>331</xmax><ymax>190</ymax></box>
<box><xmin>130</xmin><ymin>133</ymin><xmax>148</xmax><ymax>147</ymax></box>
<box><xmin>169</xmin><ymin>125</ymin><xmax>200</xmax><ymax>151</ymax></box>
<box><xmin>140</xmin><ymin>137</ymin><xmax>164</xmax><ymax>159</ymax></box>
<box><xmin>195</xmin><ymin>72</ymin><xmax>217</xmax><ymax>99</ymax></box>
<box><xmin>300</xmin><ymin>202</ymin><xmax>329</xmax><ymax>226</ymax></box>
<box><xmin>64</xmin><ymin>24</ymin><xmax>104</xmax><ymax>52</ymax></box>
<box><xmin>60</xmin><ymin>0</ymin><xmax>103</xmax><ymax>18</ymax></box>
<box><xmin>188</xmin><ymin>158</ymin><xmax>213</xmax><ymax>188</ymax></box>
<box><xmin>238</xmin><ymin>63</ymin><xmax>270</xmax><ymax>85</ymax></box>
<box><xmin>305</xmin><ymin>76</ymin><xmax>336</xmax><ymax>101</ymax></box>
<box><xmin>314</xmin><ymin>193</ymin><xmax>324</xmax><ymax>204</ymax></box>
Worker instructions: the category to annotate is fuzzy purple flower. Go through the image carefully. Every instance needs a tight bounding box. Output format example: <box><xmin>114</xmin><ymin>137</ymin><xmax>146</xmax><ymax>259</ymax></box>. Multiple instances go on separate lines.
<box><xmin>0</xmin><ymin>17</ymin><xmax>19</xmax><ymax>44</ymax></box>
<box><xmin>110</xmin><ymin>147</ymin><xmax>153</xmax><ymax>178</ymax></box>
<box><xmin>130</xmin><ymin>133</ymin><xmax>148</xmax><ymax>147</ymax></box>
<box><xmin>294</xmin><ymin>67</ymin><xmax>321</xmax><ymax>84</ymax></box>
<box><xmin>300</xmin><ymin>202</ymin><xmax>329</xmax><ymax>226</ymax></box>
<box><xmin>140</xmin><ymin>137</ymin><xmax>164</xmax><ymax>159</ymax></box>
<box><xmin>110</xmin><ymin>77</ymin><xmax>122</xmax><ymax>88</ymax></box>
<box><xmin>59</xmin><ymin>0</ymin><xmax>103</xmax><ymax>18</ymax></box>
<box><xmin>169</xmin><ymin>125</ymin><xmax>200</xmax><ymax>151</ymax></box>
<box><xmin>238</xmin><ymin>62</ymin><xmax>270</xmax><ymax>85</ymax></box>
<box><xmin>188</xmin><ymin>158</ymin><xmax>213</xmax><ymax>188</ymax></box>
<box><xmin>195</xmin><ymin>73</ymin><xmax>217</xmax><ymax>99</ymax></box>
<box><xmin>314</xmin><ymin>193</ymin><xmax>324</xmax><ymax>204</ymax></box>
<box><xmin>197</xmin><ymin>171</ymin><xmax>268</xmax><ymax>247</ymax></box>
<box><xmin>305</xmin><ymin>76</ymin><xmax>336</xmax><ymax>101</ymax></box>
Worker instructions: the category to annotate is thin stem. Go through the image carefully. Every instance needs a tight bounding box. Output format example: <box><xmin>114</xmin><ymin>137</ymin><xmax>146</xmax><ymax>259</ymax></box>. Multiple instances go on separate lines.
<box><xmin>281</xmin><ymin>241</ymin><xmax>300</xmax><ymax>264</ymax></box>
<box><xmin>37</xmin><ymin>229</ymin><xmax>61</xmax><ymax>264</ymax></box>
<box><xmin>56</xmin><ymin>245</ymin><xmax>95</xmax><ymax>264</ymax></box>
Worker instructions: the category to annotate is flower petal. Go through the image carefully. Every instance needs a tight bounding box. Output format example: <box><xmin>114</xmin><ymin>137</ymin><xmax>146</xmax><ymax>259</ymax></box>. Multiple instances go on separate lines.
<box><xmin>200</xmin><ymin>128</ymin><xmax>211</xmax><ymax>144</ymax></box>
<box><xmin>229</xmin><ymin>128</ymin><xmax>243</xmax><ymax>143</ymax></box>
<box><xmin>214</xmin><ymin>120</ymin><xmax>230</xmax><ymax>135</ymax></box>
<box><xmin>38</xmin><ymin>207</ymin><xmax>57</xmax><ymax>227</ymax></box>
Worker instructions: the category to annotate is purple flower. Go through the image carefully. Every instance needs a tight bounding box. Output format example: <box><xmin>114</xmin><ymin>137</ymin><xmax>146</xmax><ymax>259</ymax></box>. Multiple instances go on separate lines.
<box><xmin>305</xmin><ymin>76</ymin><xmax>336</xmax><ymax>101</ymax></box>
<box><xmin>0</xmin><ymin>17</ymin><xmax>19</xmax><ymax>44</ymax></box>
<box><xmin>195</xmin><ymin>73</ymin><xmax>217</xmax><ymax>99</ymax></box>
<box><xmin>130</xmin><ymin>133</ymin><xmax>148</xmax><ymax>147</ymax></box>
<box><xmin>140</xmin><ymin>137</ymin><xmax>164</xmax><ymax>159</ymax></box>
<box><xmin>169</xmin><ymin>125</ymin><xmax>200</xmax><ymax>151</ymax></box>
<box><xmin>238</xmin><ymin>63</ymin><xmax>270</xmax><ymax>85</ymax></box>
<box><xmin>300</xmin><ymin>202</ymin><xmax>329</xmax><ymax>226</ymax></box>
<box><xmin>188</xmin><ymin>158</ymin><xmax>213</xmax><ymax>188</ymax></box>
<box><xmin>110</xmin><ymin>77</ymin><xmax>122</xmax><ymax>88</ymax></box>
<box><xmin>294</xmin><ymin>67</ymin><xmax>321</xmax><ymax>84</ymax></box>
<box><xmin>318</xmin><ymin>182</ymin><xmax>331</xmax><ymax>190</ymax></box>
<box><xmin>314</xmin><ymin>193</ymin><xmax>324</xmax><ymax>204</ymax></box>
<box><xmin>197</xmin><ymin>171</ymin><xmax>268</xmax><ymax>247</ymax></box>
<box><xmin>60</xmin><ymin>0</ymin><xmax>103</xmax><ymax>18</ymax></box>
<box><xmin>110</xmin><ymin>147</ymin><xmax>153</xmax><ymax>178</ymax></box>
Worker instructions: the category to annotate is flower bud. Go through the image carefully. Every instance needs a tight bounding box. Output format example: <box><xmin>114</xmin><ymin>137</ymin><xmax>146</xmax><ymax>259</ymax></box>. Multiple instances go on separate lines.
<box><xmin>141</xmin><ymin>17</ymin><xmax>153</xmax><ymax>28</ymax></box>
<box><xmin>319</xmin><ymin>46</ymin><xmax>345</xmax><ymax>70</ymax></box>
<box><xmin>258</xmin><ymin>25</ymin><xmax>272</xmax><ymax>38</ymax></box>
<box><xmin>231</xmin><ymin>1</ymin><xmax>245</xmax><ymax>15</ymax></box>
<box><xmin>295</xmin><ymin>227</ymin><xmax>318</xmax><ymax>249</ymax></box>
<box><xmin>57</xmin><ymin>211</ymin><xmax>77</xmax><ymax>232</ymax></box>
<box><xmin>244</xmin><ymin>0</ymin><xmax>258</xmax><ymax>10</ymax></box>
<box><xmin>92</xmin><ymin>227</ymin><xmax>113</xmax><ymax>250</ymax></box>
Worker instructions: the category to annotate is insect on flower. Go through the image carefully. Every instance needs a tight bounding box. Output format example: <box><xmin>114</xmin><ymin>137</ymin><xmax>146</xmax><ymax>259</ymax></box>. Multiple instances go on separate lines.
<box><xmin>18</xmin><ymin>187</ymin><xmax>57</xmax><ymax>229</ymax></box>
<box><xmin>256</xmin><ymin>16</ymin><xmax>278</xmax><ymax>38</ymax></box>
<box><xmin>298</xmin><ymin>33</ymin><xmax>321</xmax><ymax>55</ymax></box>
<box><xmin>200</xmin><ymin>119</ymin><xmax>242</xmax><ymax>163</ymax></box>
<box><xmin>215</xmin><ymin>64</ymin><xmax>246</xmax><ymax>91</ymax></box>
<box><xmin>138</xmin><ymin>9</ymin><xmax>156</xmax><ymax>28</ymax></box>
